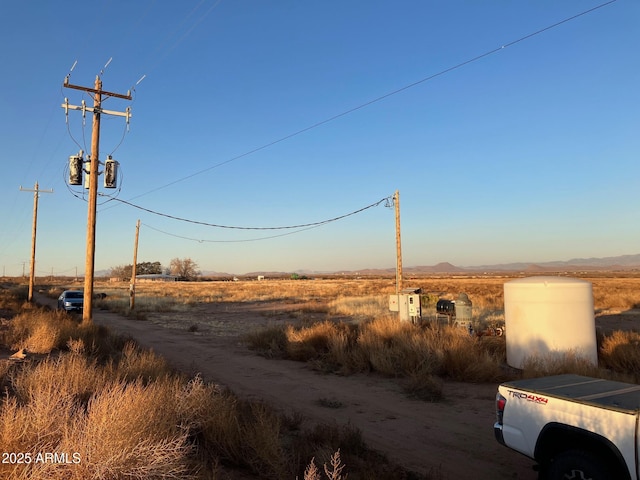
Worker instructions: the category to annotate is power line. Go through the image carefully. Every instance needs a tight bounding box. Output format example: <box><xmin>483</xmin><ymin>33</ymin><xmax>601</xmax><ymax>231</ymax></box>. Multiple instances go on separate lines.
<box><xmin>103</xmin><ymin>194</ymin><xmax>392</xmax><ymax>230</ymax></box>
<box><xmin>114</xmin><ymin>0</ymin><xmax>617</xmax><ymax>203</ymax></box>
<box><xmin>129</xmin><ymin>0</ymin><xmax>224</xmax><ymax>88</ymax></box>
<box><xmin>142</xmin><ymin>222</ymin><xmax>325</xmax><ymax>243</ymax></box>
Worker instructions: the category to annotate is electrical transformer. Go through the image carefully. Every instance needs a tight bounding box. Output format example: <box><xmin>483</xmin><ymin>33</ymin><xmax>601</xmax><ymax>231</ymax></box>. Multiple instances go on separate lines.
<box><xmin>104</xmin><ymin>156</ymin><xmax>117</xmax><ymax>188</ymax></box>
<box><xmin>69</xmin><ymin>155</ymin><xmax>83</xmax><ymax>185</ymax></box>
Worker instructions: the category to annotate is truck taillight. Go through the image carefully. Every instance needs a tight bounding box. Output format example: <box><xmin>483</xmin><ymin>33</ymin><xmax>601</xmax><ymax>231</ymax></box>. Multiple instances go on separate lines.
<box><xmin>496</xmin><ymin>392</ymin><xmax>506</xmax><ymax>424</ymax></box>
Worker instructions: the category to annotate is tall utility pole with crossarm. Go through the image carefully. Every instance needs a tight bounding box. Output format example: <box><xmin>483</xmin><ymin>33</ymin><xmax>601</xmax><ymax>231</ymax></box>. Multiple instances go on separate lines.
<box><xmin>62</xmin><ymin>75</ymin><xmax>132</xmax><ymax>324</ymax></box>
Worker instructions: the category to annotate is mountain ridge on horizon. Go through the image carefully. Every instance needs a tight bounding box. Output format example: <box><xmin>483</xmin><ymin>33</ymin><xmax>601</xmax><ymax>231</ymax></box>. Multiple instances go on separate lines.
<box><xmin>199</xmin><ymin>253</ymin><xmax>640</xmax><ymax>277</ymax></box>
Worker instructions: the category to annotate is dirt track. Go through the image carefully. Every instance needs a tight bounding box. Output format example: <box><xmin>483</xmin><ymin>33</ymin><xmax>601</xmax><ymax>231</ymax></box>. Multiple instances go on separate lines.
<box><xmin>35</xmin><ymin>294</ymin><xmax>536</xmax><ymax>479</ymax></box>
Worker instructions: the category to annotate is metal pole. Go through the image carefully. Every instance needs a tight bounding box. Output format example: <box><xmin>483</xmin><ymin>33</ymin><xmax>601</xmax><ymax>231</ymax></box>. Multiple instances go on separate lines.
<box><xmin>82</xmin><ymin>76</ymin><xmax>102</xmax><ymax>324</ymax></box>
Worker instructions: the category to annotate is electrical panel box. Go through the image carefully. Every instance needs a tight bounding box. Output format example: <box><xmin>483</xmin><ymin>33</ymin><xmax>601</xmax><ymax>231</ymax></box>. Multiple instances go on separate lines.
<box><xmin>408</xmin><ymin>295</ymin><xmax>420</xmax><ymax>317</ymax></box>
<box><xmin>402</xmin><ymin>294</ymin><xmax>421</xmax><ymax>322</ymax></box>
<box><xmin>389</xmin><ymin>295</ymin><xmax>399</xmax><ymax>312</ymax></box>
<box><xmin>389</xmin><ymin>292</ymin><xmax>422</xmax><ymax>322</ymax></box>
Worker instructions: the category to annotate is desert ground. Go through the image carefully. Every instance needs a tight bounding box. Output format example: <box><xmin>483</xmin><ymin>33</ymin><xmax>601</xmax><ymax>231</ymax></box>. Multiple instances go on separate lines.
<box><xmin>25</xmin><ymin>274</ymin><xmax>640</xmax><ymax>479</ymax></box>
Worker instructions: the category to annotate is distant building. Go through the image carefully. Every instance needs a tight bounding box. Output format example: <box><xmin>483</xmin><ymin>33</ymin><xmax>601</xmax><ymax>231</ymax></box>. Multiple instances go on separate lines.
<box><xmin>136</xmin><ymin>274</ymin><xmax>179</xmax><ymax>282</ymax></box>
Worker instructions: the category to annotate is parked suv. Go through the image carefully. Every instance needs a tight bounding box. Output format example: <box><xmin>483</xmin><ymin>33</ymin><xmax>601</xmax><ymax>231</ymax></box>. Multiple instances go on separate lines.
<box><xmin>57</xmin><ymin>290</ymin><xmax>84</xmax><ymax>313</ymax></box>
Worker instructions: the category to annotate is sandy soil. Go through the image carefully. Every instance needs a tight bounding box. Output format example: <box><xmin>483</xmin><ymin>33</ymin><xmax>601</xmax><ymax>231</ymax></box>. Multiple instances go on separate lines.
<box><xmin>25</xmin><ymin>294</ymin><xmax>639</xmax><ymax>479</ymax></box>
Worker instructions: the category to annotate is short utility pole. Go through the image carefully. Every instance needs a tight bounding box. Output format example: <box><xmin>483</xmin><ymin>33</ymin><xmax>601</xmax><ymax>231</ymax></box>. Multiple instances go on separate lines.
<box><xmin>393</xmin><ymin>190</ymin><xmax>403</xmax><ymax>295</ymax></box>
<box><xmin>62</xmin><ymin>75</ymin><xmax>131</xmax><ymax>324</ymax></box>
<box><xmin>19</xmin><ymin>182</ymin><xmax>53</xmax><ymax>302</ymax></box>
<box><xmin>130</xmin><ymin>219</ymin><xmax>140</xmax><ymax>310</ymax></box>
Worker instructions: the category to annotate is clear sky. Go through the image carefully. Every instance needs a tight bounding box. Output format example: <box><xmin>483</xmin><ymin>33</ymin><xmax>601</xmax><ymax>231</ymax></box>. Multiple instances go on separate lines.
<box><xmin>1</xmin><ymin>0</ymin><xmax>638</xmax><ymax>276</ymax></box>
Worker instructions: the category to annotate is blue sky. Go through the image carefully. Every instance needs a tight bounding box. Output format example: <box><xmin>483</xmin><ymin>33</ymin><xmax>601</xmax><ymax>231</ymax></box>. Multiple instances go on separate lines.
<box><xmin>1</xmin><ymin>0</ymin><xmax>638</xmax><ymax>276</ymax></box>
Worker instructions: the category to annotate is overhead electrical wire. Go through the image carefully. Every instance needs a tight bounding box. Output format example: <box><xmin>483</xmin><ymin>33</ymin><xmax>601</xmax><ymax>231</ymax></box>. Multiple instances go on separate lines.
<box><xmin>62</xmin><ymin>88</ymin><xmax>85</xmax><ymax>153</ymax></box>
<box><xmin>101</xmin><ymin>195</ymin><xmax>392</xmax><ymax>230</ymax></box>
<box><xmin>108</xmin><ymin>120</ymin><xmax>130</xmax><ymax>157</ymax></box>
<box><xmin>116</xmin><ymin>0</ymin><xmax>617</xmax><ymax>204</ymax></box>
<box><xmin>142</xmin><ymin>222</ymin><xmax>327</xmax><ymax>243</ymax></box>
<box><xmin>131</xmin><ymin>0</ymin><xmax>224</xmax><ymax>85</ymax></box>
<box><xmin>162</xmin><ymin>0</ymin><xmax>224</xmax><ymax>60</ymax></box>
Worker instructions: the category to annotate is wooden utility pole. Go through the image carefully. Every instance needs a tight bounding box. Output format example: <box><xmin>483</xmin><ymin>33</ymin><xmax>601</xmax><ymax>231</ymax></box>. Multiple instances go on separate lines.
<box><xmin>62</xmin><ymin>75</ymin><xmax>132</xmax><ymax>324</ymax></box>
<box><xmin>130</xmin><ymin>219</ymin><xmax>140</xmax><ymax>310</ymax></box>
<box><xmin>394</xmin><ymin>190</ymin><xmax>403</xmax><ymax>294</ymax></box>
<box><xmin>19</xmin><ymin>182</ymin><xmax>53</xmax><ymax>301</ymax></box>
<box><xmin>83</xmin><ymin>75</ymin><xmax>102</xmax><ymax>323</ymax></box>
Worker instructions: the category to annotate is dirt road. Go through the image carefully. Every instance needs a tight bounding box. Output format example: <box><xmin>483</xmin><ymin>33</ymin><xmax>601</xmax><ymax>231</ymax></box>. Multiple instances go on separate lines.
<box><xmin>36</xmin><ymin>294</ymin><xmax>535</xmax><ymax>479</ymax></box>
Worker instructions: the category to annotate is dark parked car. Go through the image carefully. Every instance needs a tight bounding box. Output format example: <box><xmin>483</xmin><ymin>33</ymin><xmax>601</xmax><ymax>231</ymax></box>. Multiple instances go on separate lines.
<box><xmin>57</xmin><ymin>290</ymin><xmax>84</xmax><ymax>312</ymax></box>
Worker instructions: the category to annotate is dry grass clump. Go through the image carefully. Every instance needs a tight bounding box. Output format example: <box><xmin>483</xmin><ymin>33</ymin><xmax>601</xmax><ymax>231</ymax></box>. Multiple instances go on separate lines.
<box><xmin>248</xmin><ymin>303</ymin><xmax>640</xmax><ymax>399</ymax></box>
<box><xmin>0</xmin><ymin>284</ymin><xmax>27</xmax><ymax>310</ymax></box>
<box><xmin>2</xmin><ymin>352</ymin><xmax>421</xmax><ymax>480</ymax></box>
<box><xmin>520</xmin><ymin>351</ymin><xmax>602</xmax><ymax>380</ymax></box>
<box><xmin>0</xmin><ymin>360</ymin><xmax>10</xmax><ymax>388</ymax></box>
<box><xmin>303</xmin><ymin>450</ymin><xmax>346</xmax><ymax>480</ymax></box>
<box><xmin>5</xmin><ymin>306</ymin><xmax>129</xmax><ymax>359</ymax></box>
<box><xmin>88</xmin><ymin>290</ymin><xmax>180</xmax><ymax>321</ymax></box>
<box><xmin>7</xmin><ymin>336</ymin><xmax>172</xmax><ymax>398</ymax></box>
<box><xmin>327</xmin><ymin>295</ymin><xmax>388</xmax><ymax>319</ymax></box>
<box><xmin>500</xmin><ymin>331</ymin><xmax>640</xmax><ymax>382</ymax></box>
<box><xmin>355</xmin><ymin>319</ymin><xmax>506</xmax><ymax>386</ymax></box>
<box><xmin>244</xmin><ymin>325</ymin><xmax>289</xmax><ymax>357</ymax></box>
<box><xmin>295</xmin><ymin>423</ymin><xmax>417</xmax><ymax>480</ymax></box>
<box><xmin>591</xmin><ymin>278</ymin><xmax>640</xmax><ymax>310</ymax></box>
<box><xmin>248</xmin><ymin>317</ymin><xmax>507</xmax><ymax>400</ymax></box>
<box><xmin>8</xmin><ymin>308</ymin><xmax>85</xmax><ymax>353</ymax></box>
<box><xmin>0</xmin><ymin>352</ymin><xmax>194</xmax><ymax>480</ymax></box>
<box><xmin>1</xmin><ymin>349</ymin><xmax>283</xmax><ymax>479</ymax></box>
<box><xmin>72</xmin><ymin>378</ymin><xmax>194</xmax><ymax>480</ymax></box>
<box><xmin>355</xmin><ymin>317</ymin><xmax>436</xmax><ymax>376</ymax></box>
<box><xmin>9</xmin><ymin>351</ymin><xmax>110</xmax><ymax>404</ymax></box>
<box><xmin>599</xmin><ymin>330</ymin><xmax>640</xmax><ymax>382</ymax></box>
<box><xmin>112</xmin><ymin>341</ymin><xmax>171</xmax><ymax>382</ymax></box>
<box><xmin>175</xmin><ymin>376</ymin><xmax>291</xmax><ymax>478</ymax></box>
<box><xmin>285</xmin><ymin>321</ymin><xmax>357</xmax><ymax>364</ymax></box>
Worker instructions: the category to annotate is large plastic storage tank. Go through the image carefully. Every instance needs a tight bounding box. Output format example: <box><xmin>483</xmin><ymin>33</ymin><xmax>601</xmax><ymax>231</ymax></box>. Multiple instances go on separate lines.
<box><xmin>504</xmin><ymin>276</ymin><xmax>597</xmax><ymax>369</ymax></box>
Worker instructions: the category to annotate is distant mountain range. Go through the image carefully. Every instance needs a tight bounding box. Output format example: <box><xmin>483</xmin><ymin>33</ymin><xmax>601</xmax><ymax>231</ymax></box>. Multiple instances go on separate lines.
<box><xmin>465</xmin><ymin>253</ymin><xmax>640</xmax><ymax>273</ymax></box>
<box><xmin>198</xmin><ymin>254</ymin><xmax>640</xmax><ymax>277</ymax></box>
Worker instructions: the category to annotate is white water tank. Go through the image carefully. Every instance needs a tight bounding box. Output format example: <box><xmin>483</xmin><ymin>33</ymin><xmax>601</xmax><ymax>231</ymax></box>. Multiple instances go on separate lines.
<box><xmin>504</xmin><ymin>276</ymin><xmax>597</xmax><ymax>369</ymax></box>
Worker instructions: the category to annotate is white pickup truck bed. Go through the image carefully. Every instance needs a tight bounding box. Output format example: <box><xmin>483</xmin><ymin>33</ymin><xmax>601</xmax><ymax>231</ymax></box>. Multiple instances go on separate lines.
<box><xmin>502</xmin><ymin>374</ymin><xmax>640</xmax><ymax>413</ymax></box>
<box><xmin>495</xmin><ymin>374</ymin><xmax>640</xmax><ymax>480</ymax></box>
